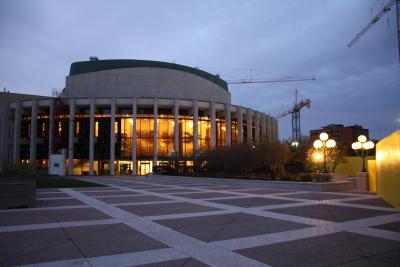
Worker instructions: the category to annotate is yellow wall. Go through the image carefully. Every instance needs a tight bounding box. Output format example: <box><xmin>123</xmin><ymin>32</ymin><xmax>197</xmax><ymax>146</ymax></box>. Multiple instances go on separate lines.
<box><xmin>335</xmin><ymin>156</ymin><xmax>375</xmax><ymax>177</ymax></box>
<box><xmin>367</xmin><ymin>160</ymin><xmax>377</xmax><ymax>192</ymax></box>
<box><xmin>376</xmin><ymin>130</ymin><xmax>400</xmax><ymax>210</ymax></box>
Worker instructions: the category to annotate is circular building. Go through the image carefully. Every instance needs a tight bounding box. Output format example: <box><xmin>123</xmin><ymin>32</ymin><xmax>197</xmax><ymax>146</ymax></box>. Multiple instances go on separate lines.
<box><xmin>0</xmin><ymin>58</ymin><xmax>278</xmax><ymax>176</ymax></box>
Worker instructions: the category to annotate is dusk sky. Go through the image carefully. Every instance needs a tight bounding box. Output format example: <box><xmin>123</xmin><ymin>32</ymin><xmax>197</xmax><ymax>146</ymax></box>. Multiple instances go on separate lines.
<box><xmin>1</xmin><ymin>0</ymin><xmax>399</xmax><ymax>140</ymax></box>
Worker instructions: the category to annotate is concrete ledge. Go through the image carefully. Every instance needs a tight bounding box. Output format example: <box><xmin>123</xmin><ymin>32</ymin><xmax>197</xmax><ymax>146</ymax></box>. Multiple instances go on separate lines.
<box><xmin>0</xmin><ymin>177</ymin><xmax>37</xmax><ymax>209</ymax></box>
<box><xmin>149</xmin><ymin>174</ymin><xmax>355</xmax><ymax>192</ymax></box>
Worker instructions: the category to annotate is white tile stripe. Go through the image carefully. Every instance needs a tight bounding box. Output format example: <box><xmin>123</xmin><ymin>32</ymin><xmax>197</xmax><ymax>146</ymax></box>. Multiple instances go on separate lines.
<box><xmin>96</xmin><ymin>177</ymin><xmax>400</xmax><ymax>249</ymax></box>
<box><xmin>61</xmin><ymin>188</ymin><xmax>270</xmax><ymax>267</ymax></box>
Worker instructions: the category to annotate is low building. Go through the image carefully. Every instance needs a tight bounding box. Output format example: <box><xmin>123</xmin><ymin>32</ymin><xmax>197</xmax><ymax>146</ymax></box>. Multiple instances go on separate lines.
<box><xmin>0</xmin><ymin>58</ymin><xmax>278</xmax><ymax>176</ymax></box>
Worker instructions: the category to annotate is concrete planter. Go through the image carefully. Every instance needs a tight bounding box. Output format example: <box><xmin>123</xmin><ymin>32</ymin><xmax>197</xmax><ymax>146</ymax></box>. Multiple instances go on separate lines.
<box><xmin>0</xmin><ymin>177</ymin><xmax>37</xmax><ymax>209</ymax></box>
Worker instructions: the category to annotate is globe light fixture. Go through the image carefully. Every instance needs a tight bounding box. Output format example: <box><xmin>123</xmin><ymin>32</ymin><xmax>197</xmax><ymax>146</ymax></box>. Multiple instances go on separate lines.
<box><xmin>352</xmin><ymin>135</ymin><xmax>374</xmax><ymax>172</ymax></box>
<box><xmin>313</xmin><ymin>132</ymin><xmax>336</xmax><ymax>173</ymax></box>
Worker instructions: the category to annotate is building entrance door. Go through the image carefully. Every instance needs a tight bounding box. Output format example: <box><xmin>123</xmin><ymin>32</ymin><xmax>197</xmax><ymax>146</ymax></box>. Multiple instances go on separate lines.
<box><xmin>138</xmin><ymin>161</ymin><xmax>152</xmax><ymax>176</ymax></box>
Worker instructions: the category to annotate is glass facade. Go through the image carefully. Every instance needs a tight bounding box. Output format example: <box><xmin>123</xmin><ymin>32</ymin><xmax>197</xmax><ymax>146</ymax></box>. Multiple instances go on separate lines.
<box><xmin>198</xmin><ymin>116</ymin><xmax>211</xmax><ymax>151</ymax></box>
<box><xmin>179</xmin><ymin>116</ymin><xmax>193</xmax><ymax>157</ymax></box>
<box><xmin>15</xmin><ymin>105</ymin><xmax>269</xmax><ymax>176</ymax></box>
<box><xmin>157</xmin><ymin>115</ymin><xmax>174</xmax><ymax>157</ymax></box>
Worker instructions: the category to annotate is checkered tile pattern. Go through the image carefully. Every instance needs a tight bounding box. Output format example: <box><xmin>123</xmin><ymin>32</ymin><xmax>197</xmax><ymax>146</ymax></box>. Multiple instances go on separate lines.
<box><xmin>1</xmin><ymin>175</ymin><xmax>399</xmax><ymax>266</ymax></box>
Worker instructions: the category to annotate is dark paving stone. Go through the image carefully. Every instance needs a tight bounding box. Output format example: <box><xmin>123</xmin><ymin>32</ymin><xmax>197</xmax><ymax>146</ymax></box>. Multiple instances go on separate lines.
<box><xmin>367</xmin><ymin>249</ymin><xmax>400</xmax><ymax>266</ymax></box>
<box><xmin>156</xmin><ymin>212</ymin><xmax>310</xmax><ymax>242</ymax></box>
<box><xmin>372</xmin><ymin>221</ymin><xmax>400</xmax><ymax>233</ymax></box>
<box><xmin>36</xmin><ymin>192</ymin><xmax>70</xmax><ymax>198</ymax></box>
<box><xmin>0</xmin><ymin>228</ymin><xmax>82</xmax><ymax>266</ymax></box>
<box><xmin>118</xmin><ymin>202</ymin><xmax>220</xmax><ymax>216</ymax></box>
<box><xmin>230</xmin><ymin>189</ymin><xmax>295</xmax><ymax>195</ymax></box>
<box><xmin>271</xmin><ymin>204</ymin><xmax>396</xmax><ymax>222</ymax></box>
<box><xmin>64</xmin><ymin>223</ymin><xmax>167</xmax><ymax>257</ymax></box>
<box><xmin>49</xmin><ymin>207</ymin><xmax>111</xmax><ymax>222</ymax></box>
<box><xmin>284</xmin><ymin>192</ymin><xmax>350</xmax><ymax>200</ymax></box>
<box><xmin>37</xmin><ymin>198</ymin><xmax>85</xmax><ymax>207</ymax></box>
<box><xmin>210</xmin><ymin>197</ymin><xmax>299</xmax><ymax>207</ymax></box>
<box><xmin>172</xmin><ymin>192</ymin><xmax>238</xmax><ymax>199</ymax></box>
<box><xmin>344</xmin><ymin>197</ymin><xmax>393</xmax><ymax>208</ymax></box>
<box><xmin>126</xmin><ymin>185</ymin><xmax>170</xmax><ymax>190</ymax></box>
<box><xmin>135</xmin><ymin>257</ymin><xmax>208</xmax><ymax>267</ymax></box>
<box><xmin>96</xmin><ymin>195</ymin><xmax>170</xmax><ymax>204</ymax></box>
<box><xmin>236</xmin><ymin>231</ymin><xmax>400</xmax><ymax>267</ymax></box>
<box><xmin>0</xmin><ymin>210</ymin><xmax>56</xmax><ymax>226</ymax></box>
<box><xmin>82</xmin><ymin>190</ymin><xmax>142</xmax><ymax>196</ymax></box>
<box><xmin>147</xmin><ymin>188</ymin><xmax>201</xmax><ymax>194</ymax></box>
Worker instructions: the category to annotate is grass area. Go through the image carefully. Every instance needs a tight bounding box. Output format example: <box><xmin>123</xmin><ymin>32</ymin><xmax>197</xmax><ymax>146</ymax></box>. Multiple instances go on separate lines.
<box><xmin>37</xmin><ymin>176</ymin><xmax>108</xmax><ymax>188</ymax></box>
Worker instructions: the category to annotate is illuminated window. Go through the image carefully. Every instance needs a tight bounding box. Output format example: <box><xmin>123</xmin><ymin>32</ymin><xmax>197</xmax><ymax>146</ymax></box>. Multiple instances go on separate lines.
<box><xmin>114</xmin><ymin>121</ymin><xmax>118</xmax><ymax>137</ymax></box>
<box><xmin>216</xmin><ymin>118</ymin><xmax>226</xmax><ymax>148</ymax></box>
<box><xmin>158</xmin><ymin>115</ymin><xmax>174</xmax><ymax>157</ymax></box>
<box><xmin>120</xmin><ymin>118</ymin><xmax>132</xmax><ymax>158</ymax></box>
<box><xmin>95</xmin><ymin>121</ymin><xmax>99</xmax><ymax>137</ymax></box>
<box><xmin>179</xmin><ymin>116</ymin><xmax>193</xmax><ymax>157</ymax></box>
<box><xmin>58</xmin><ymin>121</ymin><xmax>62</xmax><ymax>136</ymax></box>
<box><xmin>136</xmin><ymin>115</ymin><xmax>154</xmax><ymax>158</ymax></box>
<box><xmin>198</xmin><ymin>117</ymin><xmax>210</xmax><ymax>151</ymax></box>
<box><xmin>75</xmin><ymin>121</ymin><xmax>80</xmax><ymax>136</ymax></box>
<box><xmin>41</xmin><ymin>122</ymin><xmax>46</xmax><ymax>138</ymax></box>
<box><xmin>231</xmin><ymin>120</ymin><xmax>238</xmax><ymax>145</ymax></box>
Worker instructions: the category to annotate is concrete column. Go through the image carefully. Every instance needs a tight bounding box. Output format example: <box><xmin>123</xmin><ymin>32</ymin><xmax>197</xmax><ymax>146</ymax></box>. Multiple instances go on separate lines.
<box><xmin>261</xmin><ymin>113</ymin><xmax>267</xmax><ymax>143</ymax></box>
<box><xmin>131</xmin><ymin>97</ymin><xmax>137</xmax><ymax>175</ymax></box>
<box><xmin>270</xmin><ymin>117</ymin><xmax>276</xmax><ymax>141</ymax></box>
<box><xmin>48</xmin><ymin>99</ymin><xmax>54</xmax><ymax>172</ymax></box>
<box><xmin>246</xmin><ymin>108</ymin><xmax>253</xmax><ymax>144</ymax></box>
<box><xmin>210</xmin><ymin>102</ymin><xmax>216</xmax><ymax>149</ymax></box>
<box><xmin>12</xmin><ymin>101</ymin><xmax>21</xmax><ymax>164</ymax></box>
<box><xmin>237</xmin><ymin>108</ymin><xmax>243</xmax><ymax>144</ymax></box>
<box><xmin>254</xmin><ymin>111</ymin><xmax>260</xmax><ymax>144</ymax></box>
<box><xmin>153</xmin><ymin>98</ymin><xmax>158</xmax><ymax>167</ymax></box>
<box><xmin>173</xmin><ymin>99</ymin><xmax>179</xmax><ymax>155</ymax></box>
<box><xmin>89</xmin><ymin>98</ymin><xmax>95</xmax><ymax>175</ymax></box>
<box><xmin>110</xmin><ymin>97</ymin><xmax>116</xmax><ymax>176</ymax></box>
<box><xmin>0</xmin><ymin>103</ymin><xmax>10</xmax><ymax>170</ymax></box>
<box><xmin>225</xmin><ymin>103</ymin><xmax>231</xmax><ymax>147</ymax></box>
<box><xmin>266</xmin><ymin>115</ymin><xmax>272</xmax><ymax>142</ymax></box>
<box><xmin>29</xmin><ymin>100</ymin><xmax>38</xmax><ymax>164</ymax></box>
<box><xmin>68</xmin><ymin>99</ymin><xmax>75</xmax><ymax>176</ymax></box>
<box><xmin>193</xmin><ymin>100</ymin><xmax>199</xmax><ymax>153</ymax></box>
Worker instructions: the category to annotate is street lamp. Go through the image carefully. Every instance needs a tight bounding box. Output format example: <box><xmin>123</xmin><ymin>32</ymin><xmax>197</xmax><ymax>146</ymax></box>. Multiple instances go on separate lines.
<box><xmin>313</xmin><ymin>132</ymin><xmax>336</xmax><ymax>173</ymax></box>
<box><xmin>351</xmin><ymin>135</ymin><xmax>374</xmax><ymax>172</ymax></box>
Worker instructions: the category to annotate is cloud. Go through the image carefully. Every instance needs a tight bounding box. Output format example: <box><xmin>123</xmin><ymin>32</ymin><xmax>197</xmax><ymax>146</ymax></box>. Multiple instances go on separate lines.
<box><xmin>0</xmin><ymin>0</ymin><xmax>398</xmax><ymax>139</ymax></box>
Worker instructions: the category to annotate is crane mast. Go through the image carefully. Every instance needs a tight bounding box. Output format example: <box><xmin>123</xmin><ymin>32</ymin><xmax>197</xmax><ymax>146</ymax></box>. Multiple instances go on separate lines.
<box><xmin>277</xmin><ymin>89</ymin><xmax>311</xmax><ymax>147</ymax></box>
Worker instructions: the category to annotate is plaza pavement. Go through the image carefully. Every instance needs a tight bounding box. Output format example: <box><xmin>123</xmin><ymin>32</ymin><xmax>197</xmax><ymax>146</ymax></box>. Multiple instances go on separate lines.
<box><xmin>1</xmin><ymin>175</ymin><xmax>399</xmax><ymax>267</ymax></box>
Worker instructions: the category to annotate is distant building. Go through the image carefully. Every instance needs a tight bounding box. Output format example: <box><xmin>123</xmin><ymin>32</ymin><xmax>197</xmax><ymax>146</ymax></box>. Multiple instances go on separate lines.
<box><xmin>310</xmin><ymin>124</ymin><xmax>369</xmax><ymax>145</ymax></box>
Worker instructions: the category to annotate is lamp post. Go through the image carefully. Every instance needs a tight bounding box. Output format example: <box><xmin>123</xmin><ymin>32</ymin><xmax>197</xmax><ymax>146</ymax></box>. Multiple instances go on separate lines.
<box><xmin>351</xmin><ymin>135</ymin><xmax>374</xmax><ymax>172</ymax></box>
<box><xmin>313</xmin><ymin>132</ymin><xmax>336</xmax><ymax>173</ymax></box>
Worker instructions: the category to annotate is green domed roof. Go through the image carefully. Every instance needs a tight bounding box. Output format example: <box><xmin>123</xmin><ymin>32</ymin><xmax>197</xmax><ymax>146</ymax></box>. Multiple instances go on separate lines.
<box><xmin>69</xmin><ymin>59</ymin><xmax>228</xmax><ymax>91</ymax></box>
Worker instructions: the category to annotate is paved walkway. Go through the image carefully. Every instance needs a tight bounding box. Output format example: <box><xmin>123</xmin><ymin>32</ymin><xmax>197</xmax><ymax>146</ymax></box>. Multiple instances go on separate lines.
<box><xmin>1</xmin><ymin>175</ymin><xmax>399</xmax><ymax>266</ymax></box>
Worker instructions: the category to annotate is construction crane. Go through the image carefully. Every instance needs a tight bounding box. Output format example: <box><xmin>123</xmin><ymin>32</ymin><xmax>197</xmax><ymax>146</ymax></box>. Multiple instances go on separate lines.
<box><xmin>226</xmin><ymin>76</ymin><xmax>316</xmax><ymax>84</ymax></box>
<box><xmin>276</xmin><ymin>90</ymin><xmax>311</xmax><ymax>147</ymax></box>
<box><xmin>348</xmin><ymin>0</ymin><xmax>400</xmax><ymax>61</ymax></box>
<box><xmin>225</xmin><ymin>75</ymin><xmax>315</xmax><ymax>144</ymax></box>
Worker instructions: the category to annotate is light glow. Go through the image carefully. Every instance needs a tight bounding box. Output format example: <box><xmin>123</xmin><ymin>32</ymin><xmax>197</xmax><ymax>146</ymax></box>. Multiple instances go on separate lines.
<box><xmin>363</xmin><ymin>140</ymin><xmax>374</xmax><ymax>150</ymax></box>
<box><xmin>312</xmin><ymin>152</ymin><xmax>323</xmax><ymax>162</ymax></box>
<box><xmin>313</xmin><ymin>140</ymin><xmax>323</xmax><ymax>149</ymax></box>
<box><xmin>319</xmin><ymin>132</ymin><xmax>329</xmax><ymax>141</ymax></box>
<box><xmin>326</xmin><ymin>139</ymin><xmax>336</xmax><ymax>148</ymax></box>
<box><xmin>358</xmin><ymin>135</ymin><xmax>367</xmax><ymax>143</ymax></box>
<box><xmin>352</xmin><ymin>142</ymin><xmax>362</xmax><ymax>150</ymax></box>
